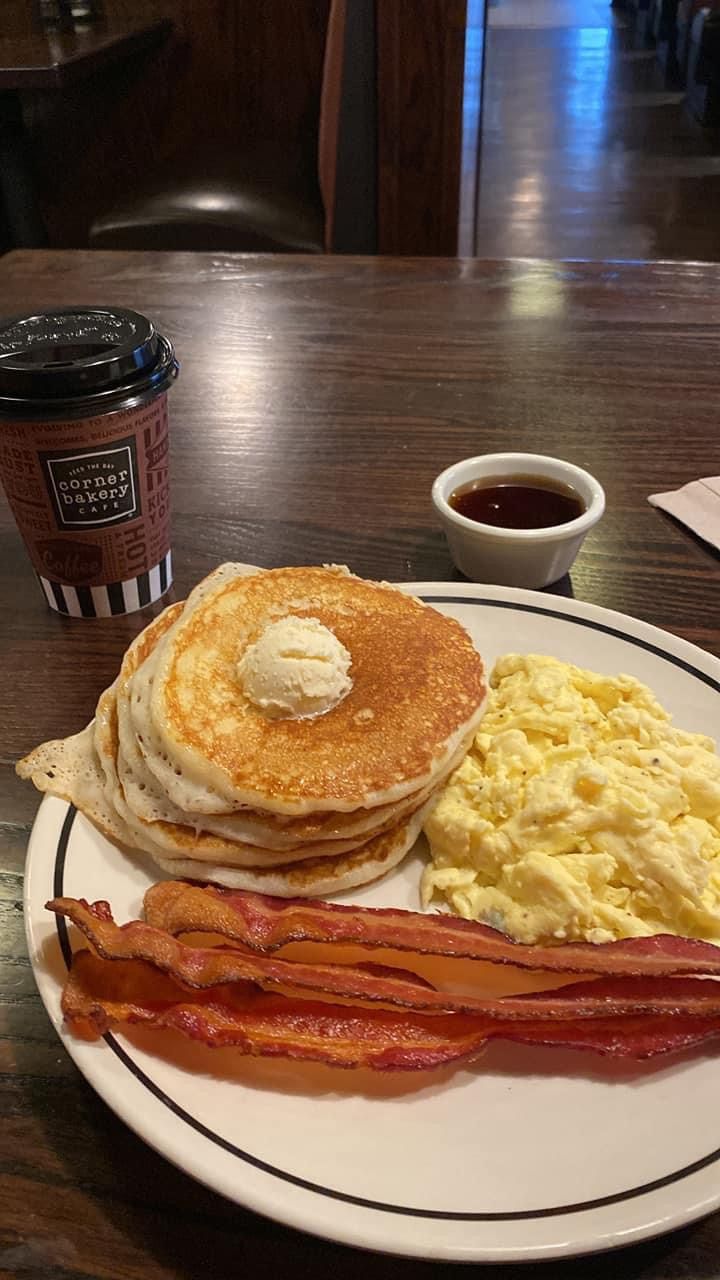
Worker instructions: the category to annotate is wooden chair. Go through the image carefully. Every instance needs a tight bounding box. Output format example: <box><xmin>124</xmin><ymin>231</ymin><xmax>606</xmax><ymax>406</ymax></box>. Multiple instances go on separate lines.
<box><xmin>89</xmin><ymin>0</ymin><xmax>376</xmax><ymax>254</ymax></box>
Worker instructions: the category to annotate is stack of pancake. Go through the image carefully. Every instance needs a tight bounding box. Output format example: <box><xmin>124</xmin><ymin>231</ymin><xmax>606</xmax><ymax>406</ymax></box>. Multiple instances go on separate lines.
<box><xmin>18</xmin><ymin>564</ymin><xmax>486</xmax><ymax>895</ymax></box>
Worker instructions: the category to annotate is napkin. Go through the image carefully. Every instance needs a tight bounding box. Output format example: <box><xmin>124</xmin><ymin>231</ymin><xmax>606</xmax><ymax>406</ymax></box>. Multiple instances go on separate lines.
<box><xmin>648</xmin><ymin>477</ymin><xmax>720</xmax><ymax>553</ymax></box>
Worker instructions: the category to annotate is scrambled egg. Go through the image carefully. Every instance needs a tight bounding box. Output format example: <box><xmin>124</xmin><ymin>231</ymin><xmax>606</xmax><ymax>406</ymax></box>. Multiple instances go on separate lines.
<box><xmin>422</xmin><ymin>654</ymin><xmax>720</xmax><ymax>945</ymax></box>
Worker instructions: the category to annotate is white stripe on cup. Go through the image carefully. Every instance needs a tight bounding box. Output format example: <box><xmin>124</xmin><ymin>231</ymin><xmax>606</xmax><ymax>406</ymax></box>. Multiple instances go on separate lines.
<box><xmin>91</xmin><ymin>584</ymin><xmax>112</xmax><ymax>617</ymax></box>
<box><xmin>148</xmin><ymin>561</ymin><xmax>162</xmax><ymax>601</ymax></box>
<box><xmin>39</xmin><ymin>577</ymin><xmax>57</xmax><ymax>610</ymax></box>
<box><xmin>123</xmin><ymin>576</ymin><xmax>140</xmax><ymax>614</ymax></box>
<box><xmin>62</xmin><ymin>585</ymin><xmax>84</xmax><ymax>618</ymax></box>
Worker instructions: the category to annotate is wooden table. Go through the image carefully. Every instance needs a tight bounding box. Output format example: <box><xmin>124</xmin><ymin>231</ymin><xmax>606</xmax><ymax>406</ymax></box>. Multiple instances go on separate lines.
<box><xmin>0</xmin><ymin>18</ymin><xmax>171</xmax><ymax>246</ymax></box>
<box><xmin>1</xmin><ymin>250</ymin><xmax>720</xmax><ymax>1279</ymax></box>
<box><xmin>0</xmin><ymin>18</ymin><xmax>172</xmax><ymax>92</ymax></box>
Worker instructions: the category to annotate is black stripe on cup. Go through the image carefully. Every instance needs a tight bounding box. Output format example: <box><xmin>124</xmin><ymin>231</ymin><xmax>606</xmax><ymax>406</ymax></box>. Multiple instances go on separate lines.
<box><xmin>48</xmin><ymin>579</ymin><xmax>69</xmax><ymax>614</ymax></box>
<box><xmin>106</xmin><ymin>580</ymin><xmax>125</xmax><ymax>615</ymax></box>
<box><xmin>38</xmin><ymin>550</ymin><xmax>172</xmax><ymax>618</ymax></box>
<box><xmin>136</xmin><ymin>570</ymin><xmax>151</xmax><ymax>607</ymax></box>
<box><xmin>75</xmin><ymin>585</ymin><xmax>97</xmax><ymax>618</ymax></box>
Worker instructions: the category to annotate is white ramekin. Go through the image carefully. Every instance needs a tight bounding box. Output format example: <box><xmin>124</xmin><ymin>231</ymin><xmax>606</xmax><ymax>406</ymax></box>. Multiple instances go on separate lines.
<box><xmin>432</xmin><ymin>452</ymin><xmax>605</xmax><ymax>589</ymax></box>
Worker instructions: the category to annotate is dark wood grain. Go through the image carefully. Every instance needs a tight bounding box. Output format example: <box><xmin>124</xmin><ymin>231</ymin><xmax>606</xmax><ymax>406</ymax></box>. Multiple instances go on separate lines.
<box><xmin>377</xmin><ymin>0</ymin><xmax>468</xmax><ymax>253</ymax></box>
<box><xmin>233</xmin><ymin>0</ymin><xmax>330</xmax><ymax>188</ymax></box>
<box><xmin>1</xmin><ymin>250</ymin><xmax>719</xmax><ymax>1280</ymax></box>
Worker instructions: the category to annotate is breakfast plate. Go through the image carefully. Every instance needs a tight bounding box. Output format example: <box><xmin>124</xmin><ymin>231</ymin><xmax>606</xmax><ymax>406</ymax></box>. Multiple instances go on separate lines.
<box><xmin>24</xmin><ymin>582</ymin><xmax>720</xmax><ymax>1263</ymax></box>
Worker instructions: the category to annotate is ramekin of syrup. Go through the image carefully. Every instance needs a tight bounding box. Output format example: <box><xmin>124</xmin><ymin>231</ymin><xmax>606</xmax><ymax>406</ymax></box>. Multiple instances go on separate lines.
<box><xmin>449</xmin><ymin>474</ymin><xmax>586</xmax><ymax>530</ymax></box>
<box><xmin>432</xmin><ymin>452</ymin><xmax>605</xmax><ymax>588</ymax></box>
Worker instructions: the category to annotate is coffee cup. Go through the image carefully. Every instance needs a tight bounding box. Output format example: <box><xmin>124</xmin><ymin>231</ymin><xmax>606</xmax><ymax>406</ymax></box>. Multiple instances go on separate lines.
<box><xmin>0</xmin><ymin>306</ymin><xmax>178</xmax><ymax>617</ymax></box>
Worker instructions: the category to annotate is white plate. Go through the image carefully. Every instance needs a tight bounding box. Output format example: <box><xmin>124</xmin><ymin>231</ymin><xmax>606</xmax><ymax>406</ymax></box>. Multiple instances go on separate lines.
<box><xmin>24</xmin><ymin>582</ymin><xmax>720</xmax><ymax>1264</ymax></box>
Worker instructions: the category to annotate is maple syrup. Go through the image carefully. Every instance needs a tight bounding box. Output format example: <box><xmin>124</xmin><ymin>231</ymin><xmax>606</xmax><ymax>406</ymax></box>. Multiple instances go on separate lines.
<box><xmin>449</xmin><ymin>474</ymin><xmax>585</xmax><ymax>530</ymax></box>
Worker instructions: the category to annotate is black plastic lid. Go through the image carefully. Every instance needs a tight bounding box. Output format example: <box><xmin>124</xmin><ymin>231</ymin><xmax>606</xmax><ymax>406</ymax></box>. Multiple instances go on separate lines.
<box><xmin>0</xmin><ymin>306</ymin><xmax>179</xmax><ymax>420</ymax></box>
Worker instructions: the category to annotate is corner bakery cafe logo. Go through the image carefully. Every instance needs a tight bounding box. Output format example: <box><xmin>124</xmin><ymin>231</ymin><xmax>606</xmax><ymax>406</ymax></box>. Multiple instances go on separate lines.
<box><xmin>41</xmin><ymin>436</ymin><xmax>140</xmax><ymax>529</ymax></box>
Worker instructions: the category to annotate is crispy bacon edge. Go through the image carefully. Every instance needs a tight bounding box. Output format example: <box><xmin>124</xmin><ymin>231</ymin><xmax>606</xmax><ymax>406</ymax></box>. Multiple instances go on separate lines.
<box><xmin>47</xmin><ymin>896</ymin><xmax>720</xmax><ymax>1022</ymax></box>
<box><xmin>143</xmin><ymin>882</ymin><xmax>720</xmax><ymax>978</ymax></box>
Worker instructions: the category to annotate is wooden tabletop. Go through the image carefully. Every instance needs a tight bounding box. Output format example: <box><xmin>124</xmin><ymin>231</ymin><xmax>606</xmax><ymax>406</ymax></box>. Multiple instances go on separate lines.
<box><xmin>0</xmin><ymin>17</ymin><xmax>171</xmax><ymax>91</ymax></box>
<box><xmin>1</xmin><ymin>249</ymin><xmax>720</xmax><ymax>1279</ymax></box>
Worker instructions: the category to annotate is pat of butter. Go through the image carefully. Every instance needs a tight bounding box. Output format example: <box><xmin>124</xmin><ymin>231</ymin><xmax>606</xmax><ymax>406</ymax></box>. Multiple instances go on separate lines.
<box><xmin>238</xmin><ymin>615</ymin><xmax>352</xmax><ymax>719</ymax></box>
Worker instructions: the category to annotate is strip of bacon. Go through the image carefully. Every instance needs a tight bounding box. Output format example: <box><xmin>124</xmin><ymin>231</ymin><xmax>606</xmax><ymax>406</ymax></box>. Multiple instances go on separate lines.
<box><xmin>63</xmin><ymin>950</ymin><xmax>720</xmax><ymax>1065</ymax></box>
<box><xmin>63</xmin><ymin>951</ymin><xmax>494</xmax><ymax>1070</ymax></box>
<box><xmin>494</xmin><ymin>1017</ymin><xmax>720</xmax><ymax>1059</ymax></box>
<box><xmin>48</xmin><ymin>897</ymin><xmax>720</xmax><ymax>1021</ymax></box>
<box><xmin>144</xmin><ymin>882</ymin><xmax>720</xmax><ymax>978</ymax></box>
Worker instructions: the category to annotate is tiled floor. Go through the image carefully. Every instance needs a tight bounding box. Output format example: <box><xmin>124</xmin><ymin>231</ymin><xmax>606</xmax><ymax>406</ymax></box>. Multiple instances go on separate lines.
<box><xmin>473</xmin><ymin>0</ymin><xmax>720</xmax><ymax>259</ymax></box>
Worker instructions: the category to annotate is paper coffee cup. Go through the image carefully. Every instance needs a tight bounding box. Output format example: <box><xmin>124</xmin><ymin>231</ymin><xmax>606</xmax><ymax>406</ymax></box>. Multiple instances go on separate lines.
<box><xmin>0</xmin><ymin>307</ymin><xmax>178</xmax><ymax>617</ymax></box>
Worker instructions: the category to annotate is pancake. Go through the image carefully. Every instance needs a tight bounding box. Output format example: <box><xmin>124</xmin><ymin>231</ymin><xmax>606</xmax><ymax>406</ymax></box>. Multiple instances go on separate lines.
<box><xmin>19</xmin><ymin>697</ymin><xmax>440</xmax><ymax>891</ymax></box>
<box><xmin>149</xmin><ymin>798</ymin><xmax>434</xmax><ymax>897</ymax></box>
<box><xmin>114</xmin><ymin>746</ymin><xmax>468</xmax><ymax>867</ymax></box>
<box><xmin>94</xmin><ymin>671</ymin><xmax>367</xmax><ymax>868</ymax></box>
<box><xmin>16</xmin><ymin>704</ymin><xmax>361</xmax><ymax>871</ymax></box>
<box><xmin>103</xmin><ymin>676</ymin><xmax>470</xmax><ymax>870</ymax></box>
<box><xmin>148</xmin><ymin>565</ymin><xmax>486</xmax><ymax>815</ymax></box>
<box><xmin>124</xmin><ymin>641</ymin><xmax>442</xmax><ymax>843</ymax></box>
<box><xmin>120</xmin><ymin>674</ymin><xmax>439</xmax><ymax>844</ymax></box>
<box><xmin>17</xmin><ymin>561</ymin><xmax>487</xmax><ymax>896</ymax></box>
<box><xmin>16</xmin><ymin>721</ymin><xmax>142</xmax><ymax>851</ymax></box>
<box><xmin>45</xmin><ymin>595</ymin><xmax>465</xmax><ymax>873</ymax></box>
<box><xmin>115</xmin><ymin>597</ymin><xmax>450</xmax><ymax>851</ymax></box>
<box><xmin>128</xmin><ymin>641</ymin><xmax>236</xmax><ymax>815</ymax></box>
